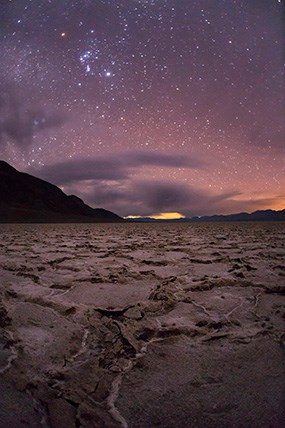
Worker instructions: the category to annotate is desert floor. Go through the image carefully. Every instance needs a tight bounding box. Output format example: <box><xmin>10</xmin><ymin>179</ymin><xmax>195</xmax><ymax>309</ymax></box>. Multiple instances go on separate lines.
<box><xmin>0</xmin><ymin>222</ymin><xmax>284</xmax><ymax>427</ymax></box>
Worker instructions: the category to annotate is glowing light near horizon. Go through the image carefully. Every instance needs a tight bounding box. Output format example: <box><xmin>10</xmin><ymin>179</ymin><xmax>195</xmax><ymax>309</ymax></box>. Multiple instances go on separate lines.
<box><xmin>150</xmin><ymin>212</ymin><xmax>186</xmax><ymax>220</ymax></box>
<box><xmin>125</xmin><ymin>212</ymin><xmax>186</xmax><ymax>220</ymax></box>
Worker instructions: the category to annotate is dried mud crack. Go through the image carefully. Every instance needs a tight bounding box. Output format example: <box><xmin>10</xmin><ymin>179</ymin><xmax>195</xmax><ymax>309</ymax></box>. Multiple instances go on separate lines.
<box><xmin>0</xmin><ymin>222</ymin><xmax>285</xmax><ymax>427</ymax></box>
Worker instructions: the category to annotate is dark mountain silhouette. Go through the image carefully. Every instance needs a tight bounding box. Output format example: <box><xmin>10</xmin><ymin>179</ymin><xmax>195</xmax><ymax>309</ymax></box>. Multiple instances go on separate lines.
<box><xmin>0</xmin><ymin>160</ymin><xmax>122</xmax><ymax>223</ymax></box>
<box><xmin>130</xmin><ymin>209</ymin><xmax>285</xmax><ymax>222</ymax></box>
<box><xmin>189</xmin><ymin>210</ymin><xmax>285</xmax><ymax>222</ymax></box>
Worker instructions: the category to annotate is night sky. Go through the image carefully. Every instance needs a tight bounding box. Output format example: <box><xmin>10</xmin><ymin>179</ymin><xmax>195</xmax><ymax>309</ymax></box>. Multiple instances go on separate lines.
<box><xmin>0</xmin><ymin>0</ymin><xmax>284</xmax><ymax>218</ymax></box>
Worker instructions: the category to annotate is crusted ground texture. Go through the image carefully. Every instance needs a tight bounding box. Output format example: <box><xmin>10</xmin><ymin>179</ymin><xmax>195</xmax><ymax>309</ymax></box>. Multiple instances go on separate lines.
<box><xmin>0</xmin><ymin>222</ymin><xmax>284</xmax><ymax>427</ymax></box>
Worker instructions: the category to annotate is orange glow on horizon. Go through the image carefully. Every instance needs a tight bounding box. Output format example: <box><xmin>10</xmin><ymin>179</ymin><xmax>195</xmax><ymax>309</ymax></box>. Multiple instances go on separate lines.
<box><xmin>269</xmin><ymin>202</ymin><xmax>285</xmax><ymax>211</ymax></box>
<box><xmin>150</xmin><ymin>212</ymin><xmax>186</xmax><ymax>220</ymax></box>
<box><xmin>125</xmin><ymin>212</ymin><xmax>185</xmax><ymax>220</ymax></box>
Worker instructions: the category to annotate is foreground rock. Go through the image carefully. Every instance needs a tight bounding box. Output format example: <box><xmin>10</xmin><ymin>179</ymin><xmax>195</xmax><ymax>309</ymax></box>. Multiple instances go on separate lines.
<box><xmin>0</xmin><ymin>222</ymin><xmax>284</xmax><ymax>427</ymax></box>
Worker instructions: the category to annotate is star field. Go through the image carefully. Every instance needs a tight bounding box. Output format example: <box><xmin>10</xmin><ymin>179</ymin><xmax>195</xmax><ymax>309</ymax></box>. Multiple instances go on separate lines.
<box><xmin>0</xmin><ymin>0</ymin><xmax>284</xmax><ymax>217</ymax></box>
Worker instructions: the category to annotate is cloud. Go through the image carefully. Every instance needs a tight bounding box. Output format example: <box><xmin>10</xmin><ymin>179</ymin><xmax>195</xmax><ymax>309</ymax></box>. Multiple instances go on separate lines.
<box><xmin>80</xmin><ymin>179</ymin><xmax>281</xmax><ymax>218</ymax></box>
<box><xmin>37</xmin><ymin>158</ymin><xmax>128</xmax><ymax>183</ymax></box>
<box><xmin>0</xmin><ymin>84</ymin><xmax>65</xmax><ymax>147</ymax></box>
<box><xmin>76</xmin><ymin>179</ymin><xmax>241</xmax><ymax>217</ymax></box>
<box><xmin>134</xmin><ymin>181</ymin><xmax>197</xmax><ymax>212</ymax></box>
<box><xmin>30</xmin><ymin>152</ymin><xmax>282</xmax><ymax>217</ymax></box>
<box><xmin>33</xmin><ymin>151</ymin><xmax>205</xmax><ymax>185</ymax></box>
<box><xmin>126</xmin><ymin>151</ymin><xmax>205</xmax><ymax>168</ymax></box>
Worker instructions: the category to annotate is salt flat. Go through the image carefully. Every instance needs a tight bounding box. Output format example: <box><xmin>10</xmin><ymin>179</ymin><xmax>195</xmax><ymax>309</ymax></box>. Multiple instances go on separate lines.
<box><xmin>0</xmin><ymin>222</ymin><xmax>284</xmax><ymax>427</ymax></box>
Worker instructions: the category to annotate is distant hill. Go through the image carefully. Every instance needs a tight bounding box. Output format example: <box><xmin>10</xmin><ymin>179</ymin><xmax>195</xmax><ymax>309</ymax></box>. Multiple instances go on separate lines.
<box><xmin>0</xmin><ymin>160</ymin><xmax>122</xmax><ymax>223</ymax></box>
<box><xmin>130</xmin><ymin>209</ymin><xmax>285</xmax><ymax>223</ymax></box>
<box><xmin>189</xmin><ymin>210</ymin><xmax>285</xmax><ymax>222</ymax></box>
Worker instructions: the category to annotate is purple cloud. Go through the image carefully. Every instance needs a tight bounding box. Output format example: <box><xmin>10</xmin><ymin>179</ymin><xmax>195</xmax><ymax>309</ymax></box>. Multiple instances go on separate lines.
<box><xmin>31</xmin><ymin>150</ymin><xmax>205</xmax><ymax>185</ymax></box>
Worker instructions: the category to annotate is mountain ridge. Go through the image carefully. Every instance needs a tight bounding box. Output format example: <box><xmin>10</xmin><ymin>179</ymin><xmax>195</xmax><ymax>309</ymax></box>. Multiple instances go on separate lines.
<box><xmin>0</xmin><ymin>160</ymin><xmax>122</xmax><ymax>223</ymax></box>
<box><xmin>130</xmin><ymin>208</ymin><xmax>285</xmax><ymax>222</ymax></box>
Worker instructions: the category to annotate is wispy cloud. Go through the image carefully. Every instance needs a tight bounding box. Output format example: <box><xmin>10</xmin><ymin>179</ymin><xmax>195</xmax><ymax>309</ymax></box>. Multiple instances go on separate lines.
<box><xmin>32</xmin><ymin>151</ymin><xmax>205</xmax><ymax>185</ymax></box>
<box><xmin>0</xmin><ymin>83</ymin><xmax>65</xmax><ymax>148</ymax></box>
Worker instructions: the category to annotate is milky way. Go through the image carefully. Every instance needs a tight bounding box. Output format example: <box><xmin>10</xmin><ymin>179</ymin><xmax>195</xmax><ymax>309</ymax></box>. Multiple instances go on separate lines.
<box><xmin>0</xmin><ymin>0</ymin><xmax>284</xmax><ymax>217</ymax></box>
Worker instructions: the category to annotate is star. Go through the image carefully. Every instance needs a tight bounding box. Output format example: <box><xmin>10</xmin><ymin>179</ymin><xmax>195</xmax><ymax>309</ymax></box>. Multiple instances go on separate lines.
<box><xmin>0</xmin><ymin>0</ymin><xmax>283</xmax><ymax>217</ymax></box>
